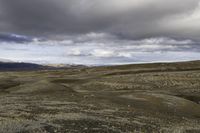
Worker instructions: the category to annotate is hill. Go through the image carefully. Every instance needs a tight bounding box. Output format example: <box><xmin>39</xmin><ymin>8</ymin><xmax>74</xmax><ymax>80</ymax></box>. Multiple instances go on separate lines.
<box><xmin>0</xmin><ymin>60</ymin><xmax>200</xmax><ymax>132</ymax></box>
<box><xmin>0</xmin><ymin>62</ymin><xmax>47</xmax><ymax>71</ymax></box>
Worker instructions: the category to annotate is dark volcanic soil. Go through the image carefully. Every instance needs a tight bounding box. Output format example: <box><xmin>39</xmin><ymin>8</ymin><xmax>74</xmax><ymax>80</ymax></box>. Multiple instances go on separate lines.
<box><xmin>0</xmin><ymin>61</ymin><xmax>200</xmax><ymax>133</ymax></box>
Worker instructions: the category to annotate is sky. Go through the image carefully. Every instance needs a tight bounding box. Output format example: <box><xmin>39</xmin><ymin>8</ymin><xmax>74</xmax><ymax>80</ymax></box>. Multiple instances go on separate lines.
<box><xmin>0</xmin><ymin>0</ymin><xmax>200</xmax><ymax>65</ymax></box>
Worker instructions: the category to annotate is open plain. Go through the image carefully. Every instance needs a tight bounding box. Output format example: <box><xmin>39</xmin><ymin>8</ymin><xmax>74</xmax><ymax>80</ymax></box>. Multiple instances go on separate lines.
<box><xmin>0</xmin><ymin>61</ymin><xmax>200</xmax><ymax>133</ymax></box>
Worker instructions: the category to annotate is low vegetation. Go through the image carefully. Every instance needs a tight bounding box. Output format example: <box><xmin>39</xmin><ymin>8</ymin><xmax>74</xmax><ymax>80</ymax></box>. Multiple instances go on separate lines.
<box><xmin>0</xmin><ymin>61</ymin><xmax>200</xmax><ymax>132</ymax></box>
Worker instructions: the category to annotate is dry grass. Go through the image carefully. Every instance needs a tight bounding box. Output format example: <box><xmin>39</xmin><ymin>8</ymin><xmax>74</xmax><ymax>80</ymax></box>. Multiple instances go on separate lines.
<box><xmin>0</xmin><ymin>61</ymin><xmax>200</xmax><ymax>132</ymax></box>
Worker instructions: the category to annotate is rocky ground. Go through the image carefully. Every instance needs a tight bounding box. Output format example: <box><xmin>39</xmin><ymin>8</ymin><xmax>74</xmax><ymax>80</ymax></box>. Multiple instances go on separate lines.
<box><xmin>0</xmin><ymin>61</ymin><xmax>200</xmax><ymax>133</ymax></box>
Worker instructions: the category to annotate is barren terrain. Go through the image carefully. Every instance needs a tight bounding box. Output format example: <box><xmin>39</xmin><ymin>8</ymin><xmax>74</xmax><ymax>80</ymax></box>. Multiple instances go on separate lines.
<box><xmin>0</xmin><ymin>61</ymin><xmax>200</xmax><ymax>133</ymax></box>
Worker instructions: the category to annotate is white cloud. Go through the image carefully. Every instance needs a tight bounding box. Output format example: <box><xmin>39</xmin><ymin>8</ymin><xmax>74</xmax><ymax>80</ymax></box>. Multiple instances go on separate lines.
<box><xmin>91</xmin><ymin>49</ymin><xmax>115</xmax><ymax>58</ymax></box>
<box><xmin>0</xmin><ymin>33</ymin><xmax>199</xmax><ymax>65</ymax></box>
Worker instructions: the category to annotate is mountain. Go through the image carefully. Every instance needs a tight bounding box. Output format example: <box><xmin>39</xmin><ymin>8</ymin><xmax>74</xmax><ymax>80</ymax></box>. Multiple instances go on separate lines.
<box><xmin>0</xmin><ymin>62</ymin><xmax>48</xmax><ymax>71</ymax></box>
<box><xmin>0</xmin><ymin>62</ymin><xmax>87</xmax><ymax>71</ymax></box>
<box><xmin>46</xmin><ymin>64</ymin><xmax>87</xmax><ymax>69</ymax></box>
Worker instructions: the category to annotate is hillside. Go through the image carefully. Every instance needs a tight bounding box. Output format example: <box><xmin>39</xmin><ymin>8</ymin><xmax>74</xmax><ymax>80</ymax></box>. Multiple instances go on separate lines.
<box><xmin>0</xmin><ymin>61</ymin><xmax>200</xmax><ymax>132</ymax></box>
<box><xmin>0</xmin><ymin>62</ymin><xmax>47</xmax><ymax>71</ymax></box>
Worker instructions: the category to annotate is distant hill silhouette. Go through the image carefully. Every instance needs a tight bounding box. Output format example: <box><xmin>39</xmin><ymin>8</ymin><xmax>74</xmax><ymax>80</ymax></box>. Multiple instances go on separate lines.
<box><xmin>0</xmin><ymin>62</ymin><xmax>87</xmax><ymax>71</ymax></box>
<box><xmin>0</xmin><ymin>62</ymin><xmax>48</xmax><ymax>71</ymax></box>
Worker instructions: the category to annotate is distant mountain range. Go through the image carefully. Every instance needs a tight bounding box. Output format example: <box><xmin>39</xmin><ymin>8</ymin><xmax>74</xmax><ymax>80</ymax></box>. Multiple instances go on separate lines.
<box><xmin>0</xmin><ymin>60</ymin><xmax>199</xmax><ymax>71</ymax></box>
<box><xmin>0</xmin><ymin>61</ymin><xmax>87</xmax><ymax>71</ymax></box>
<box><xmin>0</xmin><ymin>62</ymin><xmax>48</xmax><ymax>71</ymax></box>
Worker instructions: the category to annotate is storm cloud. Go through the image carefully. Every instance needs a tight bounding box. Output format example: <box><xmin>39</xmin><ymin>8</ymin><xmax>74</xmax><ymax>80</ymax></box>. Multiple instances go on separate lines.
<box><xmin>0</xmin><ymin>0</ymin><xmax>200</xmax><ymax>40</ymax></box>
<box><xmin>0</xmin><ymin>0</ymin><xmax>200</xmax><ymax>64</ymax></box>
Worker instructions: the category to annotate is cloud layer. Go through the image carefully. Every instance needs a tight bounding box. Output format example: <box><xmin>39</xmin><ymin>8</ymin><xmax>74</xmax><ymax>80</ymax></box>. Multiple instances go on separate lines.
<box><xmin>0</xmin><ymin>0</ymin><xmax>200</xmax><ymax>64</ymax></box>
<box><xmin>0</xmin><ymin>33</ymin><xmax>199</xmax><ymax>65</ymax></box>
<box><xmin>0</xmin><ymin>0</ymin><xmax>200</xmax><ymax>40</ymax></box>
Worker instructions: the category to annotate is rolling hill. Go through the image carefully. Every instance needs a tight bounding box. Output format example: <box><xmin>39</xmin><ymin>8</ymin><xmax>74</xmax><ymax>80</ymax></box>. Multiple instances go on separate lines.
<box><xmin>0</xmin><ymin>60</ymin><xmax>200</xmax><ymax>132</ymax></box>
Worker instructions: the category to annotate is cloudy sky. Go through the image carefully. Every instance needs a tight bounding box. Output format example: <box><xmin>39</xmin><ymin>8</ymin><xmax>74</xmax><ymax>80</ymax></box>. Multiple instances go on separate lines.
<box><xmin>0</xmin><ymin>0</ymin><xmax>200</xmax><ymax>65</ymax></box>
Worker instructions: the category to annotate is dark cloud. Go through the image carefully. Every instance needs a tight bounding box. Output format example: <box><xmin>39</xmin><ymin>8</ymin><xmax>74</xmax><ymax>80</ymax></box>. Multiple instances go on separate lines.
<box><xmin>0</xmin><ymin>0</ymin><xmax>200</xmax><ymax>40</ymax></box>
<box><xmin>0</xmin><ymin>0</ymin><xmax>113</xmax><ymax>36</ymax></box>
<box><xmin>0</xmin><ymin>33</ymin><xmax>32</xmax><ymax>43</ymax></box>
